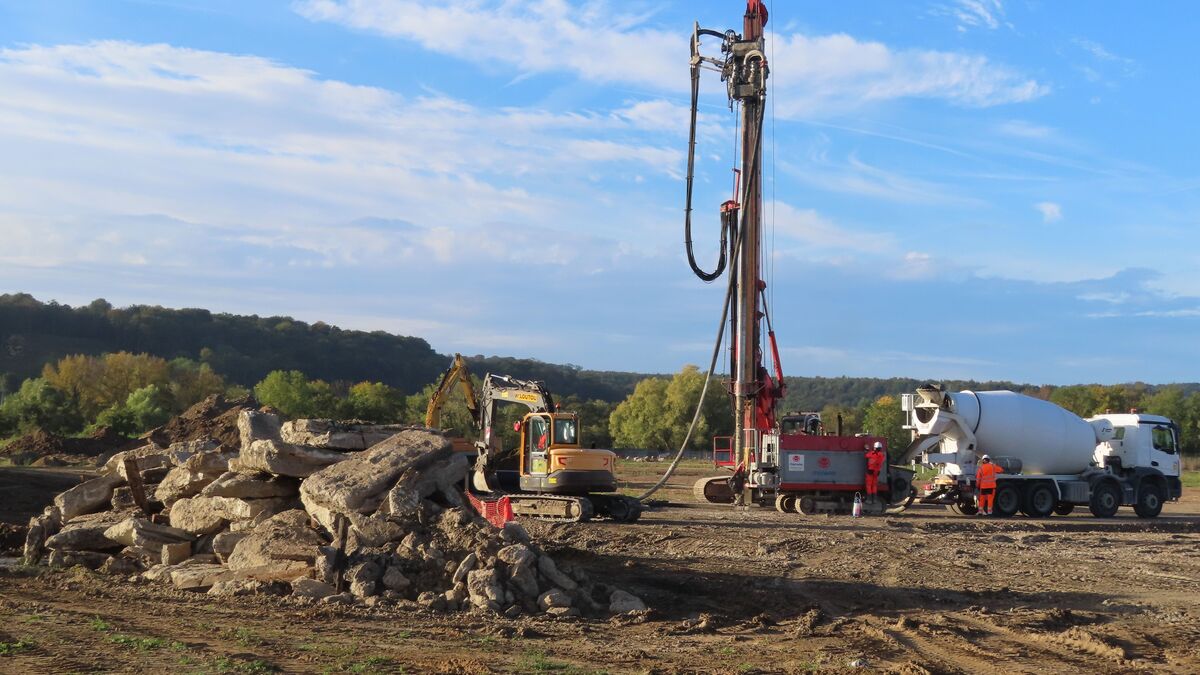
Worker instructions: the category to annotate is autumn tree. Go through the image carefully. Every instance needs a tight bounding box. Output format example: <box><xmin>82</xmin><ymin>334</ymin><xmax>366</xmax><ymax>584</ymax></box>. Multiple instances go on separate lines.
<box><xmin>860</xmin><ymin>394</ymin><xmax>908</xmax><ymax>458</ymax></box>
<box><xmin>610</xmin><ymin>366</ymin><xmax>731</xmax><ymax>451</ymax></box>
<box><xmin>345</xmin><ymin>381</ymin><xmax>406</xmax><ymax>423</ymax></box>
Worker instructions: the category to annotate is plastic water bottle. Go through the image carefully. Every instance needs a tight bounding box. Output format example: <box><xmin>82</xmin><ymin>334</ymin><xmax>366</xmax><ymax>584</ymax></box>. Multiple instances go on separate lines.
<box><xmin>852</xmin><ymin>492</ymin><xmax>863</xmax><ymax>518</ymax></box>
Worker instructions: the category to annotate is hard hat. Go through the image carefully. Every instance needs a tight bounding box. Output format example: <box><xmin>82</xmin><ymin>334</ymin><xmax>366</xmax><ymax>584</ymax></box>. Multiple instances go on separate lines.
<box><xmin>981</xmin><ymin>454</ymin><xmax>991</xmax><ymax>461</ymax></box>
<box><xmin>873</xmin><ymin>442</ymin><xmax>883</xmax><ymax>450</ymax></box>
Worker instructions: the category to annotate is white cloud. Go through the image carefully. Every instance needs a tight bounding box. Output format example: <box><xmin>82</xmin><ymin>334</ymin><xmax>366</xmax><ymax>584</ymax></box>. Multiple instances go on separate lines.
<box><xmin>295</xmin><ymin>0</ymin><xmax>682</xmax><ymax>90</ymax></box>
<box><xmin>769</xmin><ymin>202</ymin><xmax>893</xmax><ymax>254</ymax></box>
<box><xmin>0</xmin><ymin>40</ymin><xmax>693</xmax><ymax>271</ymax></box>
<box><xmin>997</xmin><ymin>120</ymin><xmax>1054</xmax><ymax>139</ymax></box>
<box><xmin>768</xmin><ymin>32</ymin><xmax>1046</xmax><ymax>115</ymax></box>
<box><xmin>297</xmin><ymin>1</ymin><xmax>1047</xmax><ymax>114</ymax></box>
<box><xmin>937</xmin><ymin>0</ymin><xmax>1007</xmax><ymax>31</ymax></box>
<box><xmin>1035</xmin><ymin>201</ymin><xmax>1062</xmax><ymax>223</ymax></box>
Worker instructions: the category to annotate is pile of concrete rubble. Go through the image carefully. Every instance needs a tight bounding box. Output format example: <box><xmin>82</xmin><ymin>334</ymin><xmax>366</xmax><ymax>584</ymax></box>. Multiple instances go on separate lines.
<box><xmin>23</xmin><ymin>411</ymin><xmax>646</xmax><ymax>618</ymax></box>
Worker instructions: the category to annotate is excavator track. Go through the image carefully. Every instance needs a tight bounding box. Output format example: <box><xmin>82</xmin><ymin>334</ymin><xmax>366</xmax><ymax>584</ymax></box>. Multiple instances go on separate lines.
<box><xmin>693</xmin><ymin>475</ymin><xmax>735</xmax><ymax>504</ymax></box>
<box><xmin>507</xmin><ymin>495</ymin><xmax>594</xmax><ymax>523</ymax></box>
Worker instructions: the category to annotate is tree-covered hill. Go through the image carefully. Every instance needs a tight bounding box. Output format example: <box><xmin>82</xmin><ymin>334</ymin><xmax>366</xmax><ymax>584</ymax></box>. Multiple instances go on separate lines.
<box><xmin>0</xmin><ymin>294</ymin><xmax>650</xmax><ymax>402</ymax></box>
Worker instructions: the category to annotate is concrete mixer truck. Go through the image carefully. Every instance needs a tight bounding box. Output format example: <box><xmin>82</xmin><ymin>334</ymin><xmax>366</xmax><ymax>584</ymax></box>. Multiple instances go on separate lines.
<box><xmin>901</xmin><ymin>385</ymin><xmax>1183</xmax><ymax>518</ymax></box>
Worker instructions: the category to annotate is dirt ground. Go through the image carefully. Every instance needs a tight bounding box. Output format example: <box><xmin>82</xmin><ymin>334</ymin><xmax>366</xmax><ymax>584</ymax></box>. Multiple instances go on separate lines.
<box><xmin>3</xmin><ymin>461</ymin><xmax>1200</xmax><ymax>673</ymax></box>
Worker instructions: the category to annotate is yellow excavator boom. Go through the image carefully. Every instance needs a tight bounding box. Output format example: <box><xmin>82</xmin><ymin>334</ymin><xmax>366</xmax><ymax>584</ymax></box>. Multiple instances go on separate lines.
<box><xmin>424</xmin><ymin>353</ymin><xmax>480</xmax><ymax>429</ymax></box>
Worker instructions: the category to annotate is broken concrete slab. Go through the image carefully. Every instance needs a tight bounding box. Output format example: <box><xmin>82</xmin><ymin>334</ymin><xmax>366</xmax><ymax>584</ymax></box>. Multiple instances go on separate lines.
<box><xmin>232</xmin><ymin>440</ymin><xmax>348</xmax><ymax>478</ymax></box>
<box><xmin>213</xmin><ymin>531</ymin><xmax>247</xmax><ymax>564</ymax></box>
<box><xmin>238</xmin><ymin>409</ymin><xmax>282</xmax><ymax>450</ymax></box>
<box><xmin>608</xmin><ymin>589</ymin><xmax>647</xmax><ymax>614</ymax></box>
<box><xmin>281</xmin><ymin>419</ymin><xmax>411</xmax><ymax>450</ymax></box>
<box><xmin>103</xmin><ymin>444</ymin><xmax>169</xmax><ymax>480</ymax></box>
<box><xmin>291</xmin><ymin>577</ymin><xmax>336</xmax><ymax>600</ymax></box>
<box><xmin>225</xmin><ymin>510</ymin><xmax>325</xmax><ymax>572</ymax></box>
<box><xmin>201</xmin><ymin>472</ymin><xmax>298</xmax><ymax>499</ymax></box>
<box><xmin>170</xmin><ymin>561</ymin><xmax>238</xmax><ymax>591</ymax></box>
<box><xmin>155</xmin><ymin>466</ymin><xmax>220</xmax><ymax>506</ymax></box>
<box><xmin>165</xmin><ymin>438</ymin><xmax>220</xmax><ymax>467</ymax></box>
<box><xmin>44</xmin><ymin>511</ymin><xmax>127</xmax><ymax>552</ymax></box>
<box><xmin>55</xmin><ymin>474</ymin><xmax>124</xmax><ymax>522</ymax></box>
<box><xmin>300</xmin><ymin>430</ymin><xmax>452</xmax><ymax>530</ymax></box>
<box><xmin>104</xmin><ymin>518</ymin><xmax>195</xmax><ymax>549</ymax></box>
<box><xmin>162</xmin><ymin>541</ymin><xmax>192</xmax><ymax>565</ymax></box>
<box><xmin>169</xmin><ymin>497</ymin><xmax>229</xmax><ymax>535</ymax></box>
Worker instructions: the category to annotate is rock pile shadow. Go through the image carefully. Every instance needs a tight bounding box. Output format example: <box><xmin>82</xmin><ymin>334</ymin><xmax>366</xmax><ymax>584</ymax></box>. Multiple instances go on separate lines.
<box><xmin>23</xmin><ymin>410</ymin><xmax>646</xmax><ymax>619</ymax></box>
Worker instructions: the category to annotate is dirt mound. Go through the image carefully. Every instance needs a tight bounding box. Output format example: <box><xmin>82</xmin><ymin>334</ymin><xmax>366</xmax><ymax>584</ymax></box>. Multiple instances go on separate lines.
<box><xmin>141</xmin><ymin>394</ymin><xmax>254</xmax><ymax>450</ymax></box>
<box><xmin>1</xmin><ymin>427</ymin><xmax>133</xmax><ymax>464</ymax></box>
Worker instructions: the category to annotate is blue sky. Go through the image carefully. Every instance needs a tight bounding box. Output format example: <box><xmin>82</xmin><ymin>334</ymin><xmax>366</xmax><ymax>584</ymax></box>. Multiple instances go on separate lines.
<box><xmin>1</xmin><ymin>1</ymin><xmax>1198</xmax><ymax>384</ymax></box>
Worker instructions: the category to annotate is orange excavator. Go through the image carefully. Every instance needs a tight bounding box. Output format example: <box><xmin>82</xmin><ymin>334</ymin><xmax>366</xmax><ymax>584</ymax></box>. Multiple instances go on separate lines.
<box><xmin>425</xmin><ymin>354</ymin><xmax>641</xmax><ymax>523</ymax></box>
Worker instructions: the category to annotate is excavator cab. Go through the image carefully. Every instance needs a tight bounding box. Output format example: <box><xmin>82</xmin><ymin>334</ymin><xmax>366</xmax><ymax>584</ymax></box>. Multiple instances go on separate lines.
<box><xmin>517</xmin><ymin>412</ymin><xmax>616</xmax><ymax>494</ymax></box>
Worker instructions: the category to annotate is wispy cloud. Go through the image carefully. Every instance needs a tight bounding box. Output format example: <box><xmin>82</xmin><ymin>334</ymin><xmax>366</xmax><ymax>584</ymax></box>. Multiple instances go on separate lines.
<box><xmin>935</xmin><ymin>0</ymin><xmax>1009</xmax><ymax>32</ymax></box>
<box><xmin>1035</xmin><ymin>201</ymin><xmax>1062</xmax><ymax>222</ymax></box>
<box><xmin>297</xmin><ymin>1</ymin><xmax>1047</xmax><ymax>115</ymax></box>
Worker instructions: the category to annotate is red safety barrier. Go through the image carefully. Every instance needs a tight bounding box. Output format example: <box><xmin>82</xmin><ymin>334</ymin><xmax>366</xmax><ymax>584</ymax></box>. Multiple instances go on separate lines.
<box><xmin>466</xmin><ymin>491</ymin><xmax>514</xmax><ymax>528</ymax></box>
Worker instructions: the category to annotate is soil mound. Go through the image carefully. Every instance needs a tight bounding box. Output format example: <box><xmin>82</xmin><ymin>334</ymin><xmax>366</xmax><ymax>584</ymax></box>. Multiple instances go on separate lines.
<box><xmin>141</xmin><ymin>394</ymin><xmax>254</xmax><ymax>450</ymax></box>
<box><xmin>1</xmin><ymin>427</ymin><xmax>133</xmax><ymax>464</ymax></box>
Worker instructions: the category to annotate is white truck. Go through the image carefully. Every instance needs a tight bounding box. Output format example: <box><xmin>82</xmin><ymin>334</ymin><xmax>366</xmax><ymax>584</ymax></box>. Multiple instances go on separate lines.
<box><xmin>901</xmin><ymin>386</ymin><xmax>1183</xmax><ymax>518</ymax></box>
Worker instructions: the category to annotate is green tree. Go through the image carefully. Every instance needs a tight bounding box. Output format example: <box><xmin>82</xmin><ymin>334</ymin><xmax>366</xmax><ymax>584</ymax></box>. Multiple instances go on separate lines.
<box><xmin>559</xmin><ymin>396</ymin><xmax>617</xmax><ymax>448</ymax></box>
<box><xmin>1049</xmin><ymin>385</ymin><xmax>1102</xmax><ymax>417</ymax></box>
<box><xmin>253</xmin><ymin>370</ymin><xmax>340</xmax><ymax>419</ymax></box>
<box><xmin>609</xmin><ymin>366</ymin><xmax>730</xmax><ymax>451</ymax></box>
<box><xmin>0</xmin><ymin>378</ymin><xmax>84</xmax><ymax>435</ymax></box>
<box><xmin>818</xmin><ymin>403</ymin><xmax>861</xmax><ymax>436</ymax></box>
<box><xmin>345</xmin><ymin>381</ymin><xmax>406</xmax><ymax>422</ymax></box>
<box><xmin>860</xmin><ymin>395</ymin><xmax>908</xmax><ymax>458</ymax></box>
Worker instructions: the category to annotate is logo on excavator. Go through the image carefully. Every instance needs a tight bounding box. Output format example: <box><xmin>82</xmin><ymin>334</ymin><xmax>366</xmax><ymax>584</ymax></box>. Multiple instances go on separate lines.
<box><xmin>515</xmin><ymin>393</ymin><xmax>539</xmax><ymax>402</ymax></box>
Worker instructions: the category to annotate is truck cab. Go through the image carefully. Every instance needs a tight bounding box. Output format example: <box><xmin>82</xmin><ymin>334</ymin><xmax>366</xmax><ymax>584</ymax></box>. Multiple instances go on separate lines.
<box><xmin>1092</xmin><ymin>413</ymin><xmax>1183</xmax><ymax>501</ymax></box>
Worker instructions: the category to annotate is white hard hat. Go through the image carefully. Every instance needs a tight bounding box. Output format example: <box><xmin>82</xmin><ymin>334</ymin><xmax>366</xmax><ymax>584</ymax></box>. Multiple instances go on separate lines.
<box><xmin>981</xmin><ymin>454</ymin><xmax>991</xmax><ymax>461</ymax></box>
<box><xmin>873</xmin><ymin>441</ymin><xmax>883</xmax><ymax>449</ymax></box>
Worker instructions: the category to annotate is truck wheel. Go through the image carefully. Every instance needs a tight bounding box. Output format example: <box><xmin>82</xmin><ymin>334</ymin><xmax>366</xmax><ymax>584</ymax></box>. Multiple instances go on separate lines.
<box><xmin>957</xmin><ymin>499</ymin><xmax>979</xmax><ymax>516</ymax></box>
<box><xmin>993</xmin><ymin>485</ymin><xmax>1019</xmax><ymax>518</ymax></box>
<box><xmin>1053</xmin><ymin>502</ymin><xmax>1075</xmax><ymax>516</ymax></box>
<box><xmin>795</xmin><ymin>496</ymin><xmax>818</xmax><ymax>516</ymax></box>
<box><xmin>774</xmin><ymin>494</ymin><xmax>796</xmax><ymax>513</ymax></box>
<box><xmin>1089</xmin><ymin>482</ymin><xmax>1121</xmax><ymax>518</ymax></box>
<box><xmin>1023</xmin><ymin>483</ymin><xmax>1056</xmax><ymax>518</ymax></box>
<box><xmin>1134</xmin><ymin>482</ymin><xmax>1164</xmax><ymax>519</ymax></box>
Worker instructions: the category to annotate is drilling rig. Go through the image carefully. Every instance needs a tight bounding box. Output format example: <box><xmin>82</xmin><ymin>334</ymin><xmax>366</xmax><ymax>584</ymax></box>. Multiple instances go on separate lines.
<box><xmin>685</xmin><ymin>1</ymin><xmax>915</xmax><ymax>514</ymax></box>
<box><xmin>685</xmin><ymin>0</ymin><xmax>786</xmax><ymax>507</ymax></box>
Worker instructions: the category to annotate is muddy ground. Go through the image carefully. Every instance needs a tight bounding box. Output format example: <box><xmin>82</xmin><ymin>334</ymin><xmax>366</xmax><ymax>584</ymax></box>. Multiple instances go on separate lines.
<box><xmin>2</xmin><ymin>461</ymin><xmax>1200</xmax><ymax>674</ymax></box>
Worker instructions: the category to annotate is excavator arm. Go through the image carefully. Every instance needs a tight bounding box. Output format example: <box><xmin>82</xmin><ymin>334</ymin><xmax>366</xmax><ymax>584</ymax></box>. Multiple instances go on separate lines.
<box><xmin>424</xmin><ymin>353</ymin><xmax>480</xmax><ymax>430</ymax></box>
<box><xmin>476</xmin><ymin>373</ymin><xmax>555</xmax><ymax>464</ymax></box>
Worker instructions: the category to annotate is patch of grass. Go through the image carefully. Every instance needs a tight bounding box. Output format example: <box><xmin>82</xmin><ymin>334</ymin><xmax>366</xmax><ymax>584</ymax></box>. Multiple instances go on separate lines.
<box><xmin>1180</xmin><ymin>470</ymin><xmax>1200</xmax><ymax>488</ymax></box>
<box><xmin>88</xmin><ymin>616</ymin><xmax>112</xmax><ymax>632</ymax></box>
<box><xmin>0</xmin><ymin>640</ymin><xmax>35</xmax><ymax>656</ymax></box>
<box><xmin>212</xmin><ymin>656</ymin><xmax>279</xmax><ymax>673</ymax></box>
<box><xmin>20</xmin><ymin>614</ymin><xmax>45</xmax><ymax>623</ymax></box>
<box><xmin>231</xmin><ymin>627</ymin><xmax>265</xmax><ymax>647</ymax></box>
<box><xmin>345</xmin><ymin>656</ymin><xmax>397</xmax><ymax>674</ymax></box>
<box><xmin>518</xmin><ymin>649</ymin><xmax>571</xmax><ymax>673</ymax></box>
<box><xmin>108</xmin><ymin>634</ymin><xmax>166</xmax><ymax>651</ymax></box>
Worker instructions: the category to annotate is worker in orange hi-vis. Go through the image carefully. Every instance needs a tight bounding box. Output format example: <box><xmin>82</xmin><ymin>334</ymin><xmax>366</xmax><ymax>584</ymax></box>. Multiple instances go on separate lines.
<box><xmin>864</xmin><ymin>441</ymin><xmax>885</xmax><ymax>501</ymax></box>
<box><xmin>976</xmin><ymin>455</ymin><xmax>1004</xmax><ymax>516</ymax></box>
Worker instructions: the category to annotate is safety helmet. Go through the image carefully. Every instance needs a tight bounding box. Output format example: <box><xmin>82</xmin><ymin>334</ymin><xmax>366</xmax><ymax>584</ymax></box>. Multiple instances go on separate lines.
<box><xmin>981</xmin><ymin>454</ymin><xmax>991</xmax><ymax>461</ymax></box>
<box><xmin>873</xmin><ymin>442</ymin><xmax>883</xmax><ymax>450</ymax></box>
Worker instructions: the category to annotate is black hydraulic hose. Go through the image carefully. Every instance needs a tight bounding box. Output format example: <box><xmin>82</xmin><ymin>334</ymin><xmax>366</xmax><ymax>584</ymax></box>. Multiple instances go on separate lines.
<box><xmin>639</xmin><ymin>222</ymin><xmax>741</xmax><ymax>502</ymax></box>
<box><xmin>684</xmin><ymin>56</ymin><xmax>727</xmax><ymax>282</ymax></box>
<box><xmin>648</xmin><ymin>79</ymin><xmax>768</xmax><ymax>499</ymax></box>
